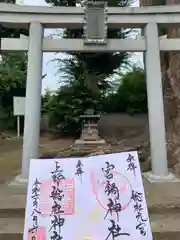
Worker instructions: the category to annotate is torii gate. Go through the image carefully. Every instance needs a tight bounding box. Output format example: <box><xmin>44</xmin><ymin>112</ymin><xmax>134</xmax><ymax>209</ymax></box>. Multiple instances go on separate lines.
<box><xmin>0</xmin><ymin>2</ymin><xmax>180</xmax><ymax>184</ymax></box>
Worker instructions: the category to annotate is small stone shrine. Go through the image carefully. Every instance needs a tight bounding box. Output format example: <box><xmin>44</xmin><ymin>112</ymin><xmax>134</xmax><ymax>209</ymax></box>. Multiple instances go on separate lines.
<box><xmin>74</xmin><ymin>109</ymin><xmax>106</xmax><ymax>145</ymax></box>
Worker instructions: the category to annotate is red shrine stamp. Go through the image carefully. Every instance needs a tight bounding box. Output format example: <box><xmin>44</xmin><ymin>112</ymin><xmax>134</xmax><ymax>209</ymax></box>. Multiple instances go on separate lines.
<box><xmin>90</xmin><ymin>169</ymin><xmax>132</xmax><ymax>212</ymax></box>
<box><xmin>39</xmin><ymin>179</ymin><xmax>75</xmax><ymax>216</ymax></box>
<box><xmin>28</xmin><ymin>227</ymin><xmax>46</xmax><ymax>240</ymax></box>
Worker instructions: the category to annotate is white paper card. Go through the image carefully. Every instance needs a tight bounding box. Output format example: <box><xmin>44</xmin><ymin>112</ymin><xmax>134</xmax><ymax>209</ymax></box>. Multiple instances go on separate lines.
<box><xmin>24</xmin><ymin>152</ymin><xmax>152</xmax><ymax>240</ymax></box>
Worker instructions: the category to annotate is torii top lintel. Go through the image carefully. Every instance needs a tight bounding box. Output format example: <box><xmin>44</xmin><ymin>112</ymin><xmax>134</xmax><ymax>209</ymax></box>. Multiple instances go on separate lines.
<box><xmin>0</xmin><ymin>2</ymin><xmax>180</xmax><ymax>28</ymax></box>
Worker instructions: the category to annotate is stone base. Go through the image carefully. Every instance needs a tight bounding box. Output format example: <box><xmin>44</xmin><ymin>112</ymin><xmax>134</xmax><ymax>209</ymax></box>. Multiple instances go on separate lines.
<box><xmin>143</xmin><ymin>171</ymin><xmax>180</xmax><ymax>183</ymax></box>
<box><xmin>74</xmin><ymin>139</ymin><xmax>106</xmax><ymax>145</ymax></box>
<box><xmin>8</xmin><ymin>175</ymin><xmax>28</xmax><ymax>189</ymax></box>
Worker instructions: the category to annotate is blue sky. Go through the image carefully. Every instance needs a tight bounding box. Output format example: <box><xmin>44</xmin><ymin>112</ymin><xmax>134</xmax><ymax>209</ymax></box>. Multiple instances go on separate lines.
<box><xmin>16</xmin><ymin>0</ymin><xmax>143</xmax><ymax>94</ymax></box>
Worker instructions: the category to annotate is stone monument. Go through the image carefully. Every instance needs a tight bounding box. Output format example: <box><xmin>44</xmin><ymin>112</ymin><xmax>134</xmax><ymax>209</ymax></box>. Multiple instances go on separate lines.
<box><xmin>74</xmin><ymin>109</ymin><xmax>106</xmax><ymax>145</ymax></box>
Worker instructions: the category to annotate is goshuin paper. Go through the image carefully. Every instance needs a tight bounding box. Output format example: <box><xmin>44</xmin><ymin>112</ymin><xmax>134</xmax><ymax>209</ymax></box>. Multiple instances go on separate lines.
<box><xmin>24</xmin><ymin>152</ymin><xmax>152</xmax><ymax>240</ymax></box>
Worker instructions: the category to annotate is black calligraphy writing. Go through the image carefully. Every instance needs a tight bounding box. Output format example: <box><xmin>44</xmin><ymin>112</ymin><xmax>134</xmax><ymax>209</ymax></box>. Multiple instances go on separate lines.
<box><xmin>51</xmin><ymin>161</ymin><xmax>65</xmax><ymax>185</ymax></box>
<box><xmin>49</xmin><ymin>161</ymin><xmax>65</xmax><ymax>240</ymax></box>
<box><xmin>105</xmin><ymin>220</ymin><xmax>130</xmax><ymax>240</ymax></box>
<box><xmin>105</xmin><ymin>181</ymin><xmax>119</xmax><ymax>200</ymax></box>
<box><xmin>102</xmin><ymin>162</ymin><xmax>121</xmax><ymax>222</ymax></box>
<box><xmin>132</xmin><ymin>190</ymin><xmax>147</xmax><ymax>236</ymax></box>
<box><xmin>126</xmin><ymin>154</ymin><xmax>137</xmax><ymax>176</ymax></box>
<box><xmin>102</xmin><ymin>162</ymin><xmax>115</xmax><ymax>180</ymax></box>
<box><xmin>50</xmin><ymin>186</ymin><xmax>64</xmax><ymax>202</ymax></box>
<box><xmin>49</xmin><ymin>216</ymin><xmax>65</xmax><ymax>240</ymax></box>
<box><xmin>75</xmin><ymin>160</ymin><xmax>84</xmax><ymax>182</ymax></box>
<box><xmin>29</xmin><ymin>178</ymin><xmax>41</xmax><ymax>236</ymax></box>
<box><xmin>104</xmin><ymin>198</ymin><xmax>121</xmax><ymax>221</ymax></box>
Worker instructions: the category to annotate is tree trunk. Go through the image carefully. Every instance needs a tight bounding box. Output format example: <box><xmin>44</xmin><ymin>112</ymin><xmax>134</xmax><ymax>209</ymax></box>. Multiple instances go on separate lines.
<box><xmin>140</xmin><ymin>0</ymin><xmax>180</xmax><ymax>172</ymax></box>
<box><xmin>82</xmin><ymin>61</ymin><xmax>101</xmax><ymax>96</ymax></box>
<box><xmin>163</xmin><ymin>0</ymin><xmax>180</xmax><ymax>171</ymax></box>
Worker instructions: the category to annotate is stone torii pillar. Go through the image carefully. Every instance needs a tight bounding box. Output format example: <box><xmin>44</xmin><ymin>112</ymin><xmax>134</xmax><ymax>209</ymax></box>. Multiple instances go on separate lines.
<box><xmin>143</xmin><ymin>23</ymin><xmax>176</xmax><ymax>182</ymax></box>
<box><xmin>22</xmin><ymin>22</ymin><xmax>43</xmax><ymax>179</ymax></box>
<box><xmin>13</xmin><ymin>22</ymin><xmax>44</xmax><ymax>183</ymax></box>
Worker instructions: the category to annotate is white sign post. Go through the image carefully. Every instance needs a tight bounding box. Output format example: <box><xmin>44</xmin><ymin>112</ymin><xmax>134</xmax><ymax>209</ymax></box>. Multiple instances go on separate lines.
<box><xmin>17</xmin><ymin>115</ymin><xmax>20</xmax><ymax>138</ymax></box>
<box><xmin>13</xmin><ymin>96</ymin><xmax>26</xmax><ymax>138</ymax></box>
<box><xmin>24</xmin><ymin>152</ymin><xmax>152</xmax><ymax>240</ymax></box>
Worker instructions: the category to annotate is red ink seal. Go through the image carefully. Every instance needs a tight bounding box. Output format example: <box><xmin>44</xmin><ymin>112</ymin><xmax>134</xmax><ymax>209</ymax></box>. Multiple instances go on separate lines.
<box><xmin>90</xmin><ymin>170</ymin><xmax>132</xmax><ymax>212</ymax></box>
<box><xmin>28</xmin><ymin>227</ymin><xmax>46</xmax><ymax>240</ymax></box>
<box><xmin>39</xmin><ymin>179</ymin><xmax>75</xmax><ymax>216</ymax></box>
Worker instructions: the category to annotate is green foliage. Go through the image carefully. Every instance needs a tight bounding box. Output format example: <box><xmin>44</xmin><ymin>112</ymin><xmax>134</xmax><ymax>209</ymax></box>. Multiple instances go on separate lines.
<box><xmin>43</xmin><ymin>82</ymin><xmax>101</xmax><ymax>137</ymax></box>
<box><xmin>43</xmin><ymin>66</ymin><xmax>147</xmax><ymax>136</ymax></box>
<box><xmin>0</xmin><ymin>53</ymin><xmax>27</xmax><ymax>92</ymax></box>
<box><xmin>54</xmin><ymin>55</ymin><xmax>112</xmax><ymax>95</ymax></box>
<box><xmin>0</xmin><ymin>6</ymin><xmax>29</xmax><ymax>131</ymax></box>
<box><xmin>45</xmin><ymin>0</ymin><xmax>132</xmax><ymax>94</ymax></box>
<box><xmin>43</xmin><ymin>0</ymin><xmax>137</xmax><ymax>136</ymax></box>
<box><xmin>0</xmin><ymin>25</ymin><xmax>28</xmax><ymax>38</ymax></box>
<box><xmin>103</xmin><ymin>66</ymin><xmax>147</xmax><ymax>114</ymax></box>
<box><xmin>117</xmin><ymin>66</ymin><xmax>147</xmax><ymax>114</ymax></box>
<box><xmin>0</xmin><ymin>53</ymin><xmax>27</xmax><ymax>130</ymax></box>
<box><xmin>42</xmin><ymin>88</ymin><xmax>55</xmax><ymax>114</ymax></box>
